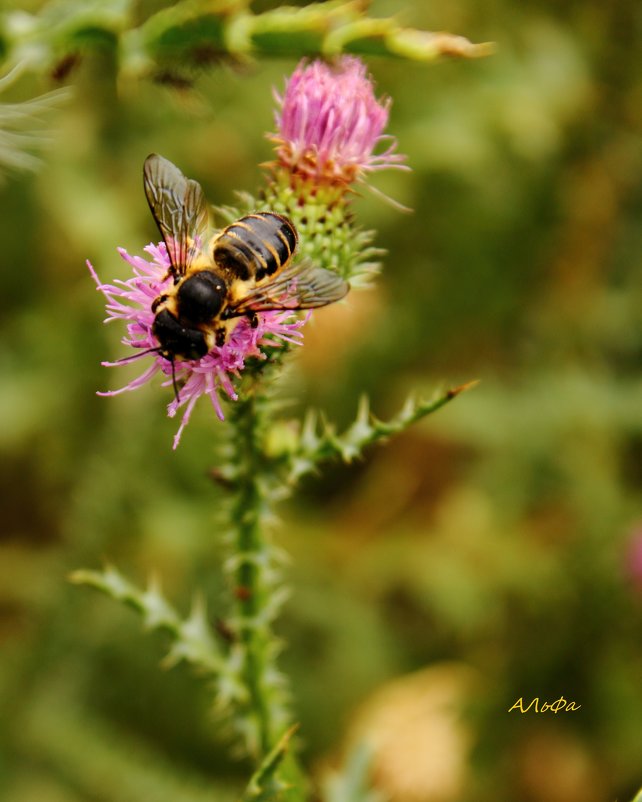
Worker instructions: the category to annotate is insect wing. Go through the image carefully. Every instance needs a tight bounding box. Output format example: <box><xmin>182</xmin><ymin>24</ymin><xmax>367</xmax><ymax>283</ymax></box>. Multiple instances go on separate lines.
<box><xmin>228</xmin><ymin>259</ymin><xmax>349</xmax><ymax>315</ymax></box>
<box><xmin>143</xmin><ymin>154</ymin><xmax>211</xmax><ymax>277</ymax></box>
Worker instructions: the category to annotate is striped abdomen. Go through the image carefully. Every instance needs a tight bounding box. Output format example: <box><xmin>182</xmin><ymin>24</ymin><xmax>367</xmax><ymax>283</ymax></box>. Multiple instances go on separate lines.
<box><xmin>212</xmin><ymin>212</ymin><xmax>297</xmax><ymax>282</ymax></box>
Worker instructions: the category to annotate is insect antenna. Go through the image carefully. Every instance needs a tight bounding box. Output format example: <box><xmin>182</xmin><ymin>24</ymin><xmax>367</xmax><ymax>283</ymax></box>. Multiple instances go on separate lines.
<box><xmin>106</xmin><ymin>347</ymin><xmax>181</xmax><ymax>402</ymax></box>
<box><xmin>106</xmin><ymin>346</ymin><xmax>162</xmax><ymax>365</ymax></box>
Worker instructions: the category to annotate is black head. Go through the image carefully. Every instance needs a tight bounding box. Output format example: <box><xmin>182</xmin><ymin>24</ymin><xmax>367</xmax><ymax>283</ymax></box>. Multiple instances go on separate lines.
<box><xmin>177</xmin><ymin>270</ymin><xmax>227</xmax><ymax>324</ymax></box>
<box><xmin>153</xmin><ymin>308</ymin><xmax>209</xmax><ymax>361</ymax></box>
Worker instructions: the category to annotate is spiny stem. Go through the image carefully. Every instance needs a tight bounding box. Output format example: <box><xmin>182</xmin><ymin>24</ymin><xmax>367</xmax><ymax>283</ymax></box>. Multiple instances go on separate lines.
<box><xmin>286</xmin><ymin>380</ymin><xmax>479</xmax><ymax>484</ymax></box>
<box><xmin>69</xmin><ymin>567</ymin><xmax>224</xmax><ymax>675</ymax></box>
<box><xmin>232</xmin><ymin>392</ymin><xmax>273</xmax><ymax>755</ymax></box>
<box><xmin>227</xmin><ymin>383</ymin><xmax>293</xmax><ymax>761</ymax></box>
<box><xmin>0</xmin><ymin>1</ymin><xmax>492</xmax><ymax>82</ymax></box>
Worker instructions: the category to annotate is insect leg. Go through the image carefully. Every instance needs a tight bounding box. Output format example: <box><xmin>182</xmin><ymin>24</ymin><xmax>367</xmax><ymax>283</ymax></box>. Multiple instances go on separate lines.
<box><xmin>215</xmin><ymin>327</ymin><xmax>226</xmax><ymax>347</ymax></box>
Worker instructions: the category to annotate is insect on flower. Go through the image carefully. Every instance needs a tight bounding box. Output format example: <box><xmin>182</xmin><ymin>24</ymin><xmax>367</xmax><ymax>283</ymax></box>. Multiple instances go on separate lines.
<box><xmin>143</xmin><ymin>154</ymin><xmax>349</xmax><ymax>390</ymax></box>
<box><xmin>89</xmin><ymin>155</ymin><xmax>350</xmax><ymax>447</ymax></box>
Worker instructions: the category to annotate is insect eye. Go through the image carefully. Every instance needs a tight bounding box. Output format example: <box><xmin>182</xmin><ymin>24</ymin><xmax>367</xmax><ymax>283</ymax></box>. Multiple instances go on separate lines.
<box><xmin>177</xmin><ymin>271</ymin><xmax>226</xmax><ymax>323</ymax></box>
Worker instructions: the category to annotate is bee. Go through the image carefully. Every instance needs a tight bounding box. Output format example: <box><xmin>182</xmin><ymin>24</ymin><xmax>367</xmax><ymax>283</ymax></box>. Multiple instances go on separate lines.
<box><xmin>143</xmin><ymin>154</ymin><xmax>349</xmax><ymax>370</ymax></box>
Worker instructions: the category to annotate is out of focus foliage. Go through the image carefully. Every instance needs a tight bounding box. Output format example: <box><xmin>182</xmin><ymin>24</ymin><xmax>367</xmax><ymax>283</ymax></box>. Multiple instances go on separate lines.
<box><xmin>1</xmin><ymin>1</ymin><xmax>641</xmax><ymax>801</ymax></box>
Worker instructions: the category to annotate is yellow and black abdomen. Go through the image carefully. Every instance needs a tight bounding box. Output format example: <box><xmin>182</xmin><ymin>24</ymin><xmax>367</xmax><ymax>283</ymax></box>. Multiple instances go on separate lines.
<box><xmin>212</xmin><ymin>212</ymin><xmax>298</xmax><ymax>282</ymax></box>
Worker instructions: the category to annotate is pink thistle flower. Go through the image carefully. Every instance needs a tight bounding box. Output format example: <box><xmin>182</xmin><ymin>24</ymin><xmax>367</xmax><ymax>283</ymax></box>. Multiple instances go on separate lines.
<box><xmin>270</xmin><ymin>56</ymin><xmax>406</xmax><ymax>185</ymax></box>
<box><xmin>88</xmin><ymin>243</ymin><xmax>307</xmax><ymax>449</ymax></box>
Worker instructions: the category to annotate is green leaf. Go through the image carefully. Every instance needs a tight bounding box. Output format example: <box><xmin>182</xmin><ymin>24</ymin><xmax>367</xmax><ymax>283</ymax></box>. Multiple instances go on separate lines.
<box><xmin>70</xmin><ymin>565</ymin><xmax>224</xmax><ymax>674</ymax></box>
<box><xmin>323</xmin><ymin>743</ymin><xmax>384</xmax><ymax>802</ymax></box>
<box><xmin>285</xmin><ymin>381</ymin><xmax>478</xmax><ymax>484</ymax></box>
<box><xmin>240</xmin><ymin>725</ymin><xmax>301</xmax><ymax>802</ymax></box>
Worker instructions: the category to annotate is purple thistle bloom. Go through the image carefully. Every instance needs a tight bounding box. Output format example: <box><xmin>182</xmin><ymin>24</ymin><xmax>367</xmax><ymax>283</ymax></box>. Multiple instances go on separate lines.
<box><xmin>271</xmin><ymin>56</ymin><xmax>406</xmax><ymax>184</ymax></box>
<box><xmin>88</xmin><ymin>243</ymin><xmax>307</xmax><ymax>449</ymax></box>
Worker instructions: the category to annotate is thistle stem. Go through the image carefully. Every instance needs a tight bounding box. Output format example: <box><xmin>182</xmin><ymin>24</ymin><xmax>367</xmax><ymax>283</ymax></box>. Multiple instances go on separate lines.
<box><xmin>228</xmin><ymin>385</ymin><xmax>309</xmax><ymax>800</ymax></box>
<box><xmin>227</xmin><ymin>379</ymin><xmax>297</xmax><ymax>761</ymax></box>
<box><xmin>231</xmin><ymin>391</ymin><xmax>274</xmax><ymax>756</ymax></box>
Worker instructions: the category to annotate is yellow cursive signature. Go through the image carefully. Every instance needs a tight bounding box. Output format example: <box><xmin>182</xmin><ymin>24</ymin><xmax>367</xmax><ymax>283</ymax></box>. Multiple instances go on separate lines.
<box><xmin>508</xmin><ymin>696</ymin><xmax>581</xmax><ymax>713</ymax></box>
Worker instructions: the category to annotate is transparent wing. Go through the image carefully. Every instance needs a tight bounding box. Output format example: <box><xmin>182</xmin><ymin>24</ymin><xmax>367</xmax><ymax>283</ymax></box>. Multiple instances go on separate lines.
<box><xmin>143</xmin><ymin>154</ymin><xmax>211</xmax><ymax>278</ymax></box>
<box><xmin>227</xmin><ymin>259</ymin><xmax>349</xmax><ymax>316</ymax></box>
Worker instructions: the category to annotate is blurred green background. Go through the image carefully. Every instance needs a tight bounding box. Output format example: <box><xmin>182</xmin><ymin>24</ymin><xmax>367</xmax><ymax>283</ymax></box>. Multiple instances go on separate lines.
<box><xmin>1</xmin><ymin>1</ymin><xmax>641</xmax><ymax>801</ymax></box>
